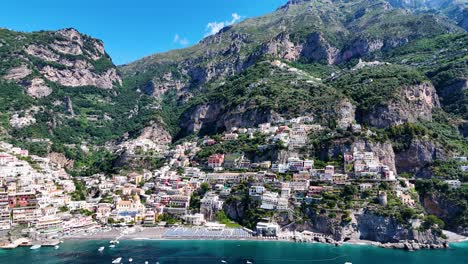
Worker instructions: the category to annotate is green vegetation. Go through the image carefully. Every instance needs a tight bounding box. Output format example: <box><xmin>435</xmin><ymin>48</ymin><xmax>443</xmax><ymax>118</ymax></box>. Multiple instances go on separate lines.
<box><xmin>195</xmin><ymin>133</ymin><xmax>268</xmax><ymax>161</ymax></box>
<box><xmin>431</xmin><ymin>159</ymin><xmax>468</xmax><ymax>181</ymax></box>
<box><xmin>331</xmin><ymin>65</ymin><xmax>427</xmax><ymax>114</ymax></box>
<box><xmin>381</xmin><ymin>33</ymin><xmax>468</xmax><ymax>119</ymax></box>
<box><xmin>416</xmin><ymin>179</ymin><xmax>468</xmax><ymax>230</ymax></box>
<box><xmin>158</xmin><ymin>213</ymin><xmax>179</xmax><ymax>225</ymax></box>
<box><xmin>224</xmin><ymin>181</ymin><xmax>274</xmax><ymax>229</ymax></box>
<box><xmin>71</xmin><ymin>179</ymin><xmax>86</xmax><ymax>201</ymax></box>
<box><xmin>189</xmin><ymin>182</ymin><xmax>210</xmax><ymax>212</ymax></box>
<box><xmin>215</xmin><ymin>211</ymin><xmax>242</xmax><ymax>228</ymax></box>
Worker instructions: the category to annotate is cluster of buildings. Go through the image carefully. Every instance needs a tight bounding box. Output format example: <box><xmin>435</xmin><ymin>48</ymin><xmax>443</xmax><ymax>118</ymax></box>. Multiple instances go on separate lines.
<box><xmin>1</xmin><ymin>118</ymin><xmax>465</xmax><ymax>245</ymax></box>
<box><xmin>0</xmin><ymin>142</ymin><xmax>95</xmax><ymax>244</ymax></box>
<box><xmin>344</xmin><ymin>148</ymin><xmax>396</xmax><ymax>180</ymax></box>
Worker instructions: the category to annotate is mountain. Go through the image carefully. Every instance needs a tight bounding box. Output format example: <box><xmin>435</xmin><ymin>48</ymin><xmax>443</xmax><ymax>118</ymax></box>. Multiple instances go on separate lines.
<box><xmin>121</xmin><ymin>0</ymin><xmax>461</xmax><ymax>95</ymax></box>
<box><xmin>121</xmin><ymin>0</ymin><xmax>468</xmax><ymax>181</ymax></box>
<box><xmin>0</xmin><ymin>0</ymin><xmax>467</xmax><ymax>238</ymax></box>
<box><xmin>0</xmin><ymin>0</ymin><xmax>467</xmax><ymax>175</ymax></box>
<box><xmin>0</xmin><ymin>28</ymin><xmax>158</xmax><ymax>174</ymax></box>
<box><xmin>388</xmin><ymin>0</ymin><xmax>468</xmax><ymax>28</ymax></box>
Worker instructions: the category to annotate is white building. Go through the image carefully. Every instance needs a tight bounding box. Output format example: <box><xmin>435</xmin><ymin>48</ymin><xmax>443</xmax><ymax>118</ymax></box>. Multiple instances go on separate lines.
<box><xmin>444</xmin><ymin>180</ymin><xmax>461</xmax><ymax>189</ymax></box>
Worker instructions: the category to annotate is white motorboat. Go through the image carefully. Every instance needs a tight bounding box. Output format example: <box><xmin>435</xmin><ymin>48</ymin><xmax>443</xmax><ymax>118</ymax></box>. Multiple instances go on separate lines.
<box><xmin>30</xmin><ymin>245</ymin><xmax>41</xmax><ymax>250</ymax></box>
<box><xmin>221</xmin><ymin>260</ymin><xmax>227</xmax><ymax>263</ymax></box>
<box><xmin>128</xmin><ymin>258</ymin><xmax>133</xmax><ymax>262</ymax></box>
<box><xmin>112</xmin><ymin>257</ymin><xmax>122</xmax><ymax>264</ymax></box>
<box><xmin>109</xmin><ymin>244</ymin><xmax>116</xmax><ymax>248</ymax></box>
<box><xmin>246</xmin><ymin>261</ymin><xmax>252</xmax><ymax>264</ymax></box>
<box><xmin>98</xmin><ymin>246</ymin><xmax>105</xmax><ymax>251</ymax></box>
<box><xmin>54</xmin><ymin>245</ymin><xmax>60</xmax><ymax>250</ymax></box>
<box><xmin>344</xmin><ymin>262</ymin><xmax>353</xmax><ymax>264</ymax></box>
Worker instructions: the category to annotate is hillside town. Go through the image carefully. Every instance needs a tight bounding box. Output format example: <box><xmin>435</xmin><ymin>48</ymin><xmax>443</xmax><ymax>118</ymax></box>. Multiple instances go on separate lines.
<box><xmin>0</xmin><ymin>118</ymin><xmax>465</xmax><ymax>249</ymax></box>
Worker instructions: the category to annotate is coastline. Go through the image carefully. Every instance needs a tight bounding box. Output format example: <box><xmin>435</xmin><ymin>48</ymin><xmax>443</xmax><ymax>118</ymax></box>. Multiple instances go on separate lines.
<box><xmin>59</xmin><ymin>227</ymin><xmax>468</xmax><ymax>251</ymax></box>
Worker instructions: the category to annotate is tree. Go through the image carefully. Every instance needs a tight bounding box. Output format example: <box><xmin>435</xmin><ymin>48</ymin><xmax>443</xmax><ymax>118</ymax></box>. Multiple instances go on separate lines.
<box><xmin>422</xmin><ymin>215</ymin><xmax>445</xmax><ymax>230</ymax></box>
<box><xmin>200</xmin><ymin>182</ymin><xmax>210</xmax><ymax>195</ymax></box>
<box><xmin>176</xmin><ymin>167</ymin><xmax>185</xmax><ymax>175</ymax></box>
<box><xmin>342</xmin><ymin>185</ymin><xmax>358</xmax><ymax>198</ymax></box>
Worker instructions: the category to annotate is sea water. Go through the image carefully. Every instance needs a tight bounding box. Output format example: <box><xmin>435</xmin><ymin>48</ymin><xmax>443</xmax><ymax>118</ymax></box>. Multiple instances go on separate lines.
<box><xmin>0</xmin><ymin>240</ymin><xmax>467</xmax><ymax>264</ymax></box>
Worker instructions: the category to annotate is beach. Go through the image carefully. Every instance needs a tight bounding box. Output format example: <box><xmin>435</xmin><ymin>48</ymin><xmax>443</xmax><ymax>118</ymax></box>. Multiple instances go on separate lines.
<box><xmin>2</xmin><ymin>239</ymin><xmax>468</xmax><ymax>264</ymax></box>
<box><xmin>61</xmin><ymin>226</ymin><xmax>468</xmax><ymax>250</ymax></box>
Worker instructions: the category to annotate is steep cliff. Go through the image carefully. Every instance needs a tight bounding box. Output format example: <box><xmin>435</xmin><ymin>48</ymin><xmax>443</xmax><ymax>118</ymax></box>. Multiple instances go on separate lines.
<box><xmin>395</xmin><ymin>139</ymin><xmax>449</xmax><ymax>177</ymax></box>
<box><xmin>1</xmin><ymin>28</ymin><xmax>121</xmax><ymax>95</ymax></box>
<box><xmin>121</xmin><ymin>0</ymin><xmax>461</xmax><ymax>99</ymax></box>
<box><xmin>0</xmin><ymin>28</ymin><xmax>158</xmax><ymax>173</ymax></box>
<box><xmin>365</xmin><ymin>82</ymin><xmax>440</xmax><ymax>128</ymax></box>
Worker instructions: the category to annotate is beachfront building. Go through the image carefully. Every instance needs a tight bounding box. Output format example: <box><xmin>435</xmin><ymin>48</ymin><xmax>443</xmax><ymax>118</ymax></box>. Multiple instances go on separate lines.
<box><xmin>144</xmin><ymin>211</ymin><xmax>157</xmax><ymax>225</ymax></box>
<box><xmin>35</xmin><ymin>216</ymin><xmax>63</xmax><ymax>239</ymax></box>
<box><xmin>183</xmin><ymin>213</ymin><xmax>205</xmax><ymax>226</ymax></box>
<box><xmin>256</xmin><ymin>221</ymin><xmax>280</xmax><ymax>236</ymax></box>
<box><xmin>200</xmin><ymin>192</ymin><xmax>223</xmax><ymax>221</ymax></box>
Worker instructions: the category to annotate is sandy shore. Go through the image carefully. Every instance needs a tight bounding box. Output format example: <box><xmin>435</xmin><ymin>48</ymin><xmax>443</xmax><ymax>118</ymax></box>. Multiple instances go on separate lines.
<box><xmin>62</xmin><ymin>226</ymin><xmax>467</xmax><ymax>250</ymax></box>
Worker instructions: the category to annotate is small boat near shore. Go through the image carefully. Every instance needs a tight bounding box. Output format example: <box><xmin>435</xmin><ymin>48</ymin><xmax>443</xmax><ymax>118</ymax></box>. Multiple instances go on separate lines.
<box><xmin>30</xmin><ymin>245</ymin><xmax>41</xmax><ymax>250</ymax></box>
<box><xmin>54</xmin><ymin>245</ymin><xmax>60</xmax><ymax>249</ymax></box>
<box><xmin>98</xmin><ymin>246</ymin><xmax>105</xmax><ymax>251</ymax></box>
<box><xmin>109</xmin><ymin>244</ymin><xmax>116</xmax><ymax>248</ymax></box>
<box><xmin>112</xmin><ymin>257</ymin><xmax>122</xmax><ymax>263</ymax></box>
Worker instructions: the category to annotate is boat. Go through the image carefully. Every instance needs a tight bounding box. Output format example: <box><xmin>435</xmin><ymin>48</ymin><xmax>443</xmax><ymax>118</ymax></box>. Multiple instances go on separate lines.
<box><xmin>98</xmin><ymin>246</ymin><xmax>105</xmax><ymax>251</ymax></box>
<box><xmin>128</xmin><ymin>258</ymin><xmax>133</xmax><ymax>262</ymax></box>
<box><xmin>246</xmin><ymin>261</ymin><xmax>252</xmax><ymax>264</ymax></box>
<box><xmin>344</xmin><ymin>262</ymin><xmax>352</xmax><ymax>264</ymax></box>
<box><xmin>112</xmin><ymin>257</ymin><xmax>122</xmax><ymax>264</ymax></box>
<box><xmin>221</xmin><ymin>260</ymin><xmax>227</xmax><ymax>263</ymax></box>
<box><xmin>30</xmin><ymin>245</ymin><xmax>41</xmax><ymax>250</ymax></box>
<box><xmin>54</xmin><ymin>245</ymin><xmax>60</xmax><ymax>250</ymax></box>
<box><xmin>109</xmin><ymin>244</ymin><xmax>116</xmax><ymax>248</ymax></box>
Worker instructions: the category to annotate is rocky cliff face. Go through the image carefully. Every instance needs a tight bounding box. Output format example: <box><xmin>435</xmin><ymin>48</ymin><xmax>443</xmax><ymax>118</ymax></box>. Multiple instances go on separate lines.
<box><xmin>365</xmin><ymin>82</ymin><xmax>440</xmax><ymax>128</ymax></box>
<box><xmin>419</xmin><ymin>192</ymin><xmax>468</xmax><ymax>235</ymax></box>
<box><xmin>179</xmin><ymin>102</ymin><xmax>281</xmax><ymax>137</ymax></box>
<box><xmin>112</xmin><ymin>122</ymin><xmax>172</xmax><ymax>168</ymax></box>
<box><xmin>326</xmin><ymin>138</ymin><xmax>397</xmax><ymax>173</ymax></box>
<box><xmin>394</xmin><ymin>139</ymin><xmax>448</xmax><ymax>177</ymax></box>
<box><xmin>224</xmin><ymin>197</ymin><xmax>445</xmax><ymax>246</ymax></box>
<box><xmin>262</xmin><ymin>32</ymin><xmax>340</xmax><ymax>64</ymax></box>
<box><xmin>1</xmin><ymin>28</ymin><xmax>122</xmax><ymax>97</ymax></box>
<box><xmin>355</xmin><ymin>211</ymin><xmax>446</xmax><ymax>249</ymax></box>
<box><xmin>121</xmin><ymin>0</ymin><xmax>461</xmax><ymax>99</ymax></box>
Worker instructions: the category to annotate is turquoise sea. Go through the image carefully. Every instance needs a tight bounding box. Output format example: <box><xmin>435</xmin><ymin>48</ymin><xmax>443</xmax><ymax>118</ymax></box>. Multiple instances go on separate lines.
<box><xmin>0</xmin><ymin>240</ymin><xmax>467</xmax><ymax>264</ymax></box>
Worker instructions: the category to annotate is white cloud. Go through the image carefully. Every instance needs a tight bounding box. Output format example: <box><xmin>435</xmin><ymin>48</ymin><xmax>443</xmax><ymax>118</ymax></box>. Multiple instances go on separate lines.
<box><xmin>173</xmin><ymin>34</ymin><xmax>189</xmax><ymax>46</ymax></box>
<box><xmin>205</xmin><ymin>13</ymin><xmax>242</xmax><ymax>36</ymax></box>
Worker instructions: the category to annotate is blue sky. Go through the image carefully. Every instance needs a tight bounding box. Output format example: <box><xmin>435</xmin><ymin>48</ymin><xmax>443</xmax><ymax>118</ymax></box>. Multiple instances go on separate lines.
<box><xmin>0</xmin><ymin>0</ymin><xmax>287</xmax><ymax>65</ymax></box>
